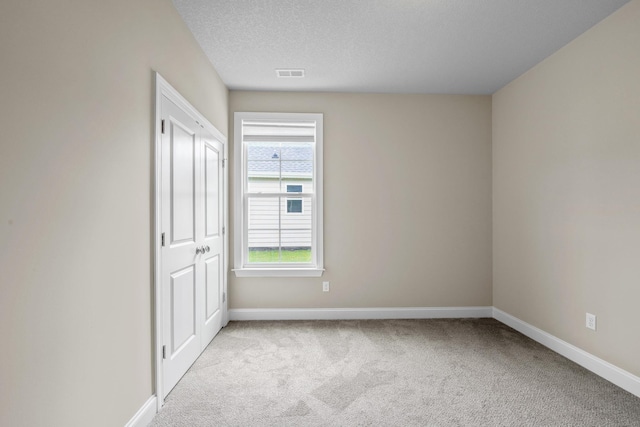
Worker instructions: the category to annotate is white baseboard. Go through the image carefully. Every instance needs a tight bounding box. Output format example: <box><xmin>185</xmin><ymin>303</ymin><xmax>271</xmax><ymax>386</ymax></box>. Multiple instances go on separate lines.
<box><xmin>228</xmin><ymin>306</ymin><xmax>493</xmax><ymax>321</ymax></box>
<box><xmin>124</xmin><ymin>395</ymin><xmax>157</xmax><ymax>427</ymax></box>
<box><xmin>493</xmin><ymin>308</ymin><xmax>640</xmax><ymax>399</ymax></box>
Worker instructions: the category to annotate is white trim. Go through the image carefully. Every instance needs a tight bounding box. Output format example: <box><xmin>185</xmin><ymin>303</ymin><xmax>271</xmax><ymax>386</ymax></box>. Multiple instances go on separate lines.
<box><xmin>153</xmin><ymin>72</ymin><xmax>228</xmax><ymax>408</ymax></box>
<box><xmin>229</xmin><ymin>306</ymin><xmax>493</xmax><ymax>321</ymax></box>
<box><xmin>124</xmin><ymin>396</ymin><xmax>157</xmax><ymax>427</ymax></box>
<box><xmin>153</xmin><ymin>73</ymin><xmax>164</xmax><ymax>409</ymax></box>
<box><xmin>223</xmin><ymin>127</ymin><xmax>230</xmax><ymax>327</ymax></box>
<box><xmin>493</xmin><ymin>308</ymin><xmax>640</xmax><ymax>399</ymax></box>
<box><xmin>232</xmin><ymin>268</ymin><xmax>324</xmax><ymax>277</ymax></box>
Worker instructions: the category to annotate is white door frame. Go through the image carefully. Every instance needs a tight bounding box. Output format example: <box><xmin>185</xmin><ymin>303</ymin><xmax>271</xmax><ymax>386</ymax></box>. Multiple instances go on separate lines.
<box><xmin>153</xmin><ymin>72</ymin><xmax>229</xmax><ymax>410</ymax></box>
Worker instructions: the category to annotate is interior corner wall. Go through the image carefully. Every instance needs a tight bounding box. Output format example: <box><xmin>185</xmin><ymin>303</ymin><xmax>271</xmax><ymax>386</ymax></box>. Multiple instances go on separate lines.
<box><xmin>229</xmin><ymin>92</ymin><xmax>492</xmax><ymax>310</ymax></box>
<box><xmin>0</xmin><ymin>0</ymin><xmax>228</xmax><ymax>426</ymax></box>
<box><xmin>492</xmin><ymin>0</ymin><xmax>640</xmax><ymax>377</ymax></box>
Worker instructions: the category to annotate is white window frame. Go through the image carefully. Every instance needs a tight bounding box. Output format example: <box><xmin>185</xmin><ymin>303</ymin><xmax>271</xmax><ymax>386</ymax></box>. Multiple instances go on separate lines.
<box><xmin>233</xmin><ymin>112</ymin><xmax>324</xmax><ymax>277</ymax></box>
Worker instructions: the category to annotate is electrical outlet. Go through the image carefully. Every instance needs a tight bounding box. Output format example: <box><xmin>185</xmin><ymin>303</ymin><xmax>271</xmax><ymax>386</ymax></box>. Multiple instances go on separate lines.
<box><xmin>322</xmin><ymin>281</ymin><xmax>330</xmax><ymax>292</ymax></box>
<box><xmin>586</xmin><ymin>313</ymin><xmax>597</xmax><ymax>331</ymax></box>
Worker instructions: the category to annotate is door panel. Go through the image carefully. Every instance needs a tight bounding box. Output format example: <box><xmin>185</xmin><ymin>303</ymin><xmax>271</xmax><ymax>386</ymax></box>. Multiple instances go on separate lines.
<box><xmin>161</xmin><ymin>95</ymin><xmax>203</xmax><ymax>397</ymax></box>
<box><xmin>170</xmin><ymin>265</ymin><xmax>196</xmax><ymax>353</ymax></box>
<box><xmin>204</xmin><ymin>255</ymin><xmax>220</xmax><ymax>321</ymax></box>
<box><xmin>204</xmin><ymin>145</ymin><xmax>220</xmax><ymax>238</ymax></box>
<box><xmin>170</xmin><ymin>119</ymin><xmax>197</xmax><ymax>244</ymax></box>
<box><xmin>201</xmin><ymin>133</ymin><xmax>224</xmax><ymax>349</ymax></box>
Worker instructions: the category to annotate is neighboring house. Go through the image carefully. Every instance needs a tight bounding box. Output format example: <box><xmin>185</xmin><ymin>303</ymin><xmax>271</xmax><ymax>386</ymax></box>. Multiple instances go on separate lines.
<box><xmin>247</xmin><ymin>144</ymin><xmax>313</xmax><ymax>251</ymax></box>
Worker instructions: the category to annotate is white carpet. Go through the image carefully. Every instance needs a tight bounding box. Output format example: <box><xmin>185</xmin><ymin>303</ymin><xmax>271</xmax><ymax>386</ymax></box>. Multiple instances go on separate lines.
<box><xmin>150</xmin><ymin>319</ymin><xmax>640</xmax><ymax>426</ymax></box>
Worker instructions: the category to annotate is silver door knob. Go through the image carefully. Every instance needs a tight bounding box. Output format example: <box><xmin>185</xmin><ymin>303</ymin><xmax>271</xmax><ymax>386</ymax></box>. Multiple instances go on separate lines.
<box><xmin>205</xmin><ymin>245</ymin><xmax>210</xmax><ymax>252</ymax></box>
<box><xmin>195</xmin><ymin>247</ymin><xmax>203</xmax><ymax>255</ymax></box>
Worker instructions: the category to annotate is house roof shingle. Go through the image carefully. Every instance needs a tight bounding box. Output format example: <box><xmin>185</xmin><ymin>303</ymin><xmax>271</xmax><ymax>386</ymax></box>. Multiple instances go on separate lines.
<box><xmin>247</xmin><ymin>144</ymin><xmax>313</xmax><ymax>177</ymax></box>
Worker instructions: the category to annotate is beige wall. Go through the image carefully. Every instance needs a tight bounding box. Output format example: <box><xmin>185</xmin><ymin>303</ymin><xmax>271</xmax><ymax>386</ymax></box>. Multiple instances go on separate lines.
<box><xmin>3</xmin><ymin>0</ymin><xmax>635</xmax><ymax>422</ymax></box>
<box><xmin>493</xmin><ymin>0</ymin><xmax>640</xmax><ymax>377</ymax></box>
<box><xmin>0</xmin><ymin>1</ymin><xmax>227</xmax><ymax>426</ymax></box>
<box><xmin>230</xmin><ymin>92</ymin><xmax>492</xmax><ymax>309</ymax></box>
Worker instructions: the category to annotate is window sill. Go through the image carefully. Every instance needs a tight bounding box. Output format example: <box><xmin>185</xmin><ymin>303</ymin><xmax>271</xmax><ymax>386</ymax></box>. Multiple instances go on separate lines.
<box><xmin>233</xmin><ymin>268</ymin><xmax>325</xmax><ymax>278</ymax></box>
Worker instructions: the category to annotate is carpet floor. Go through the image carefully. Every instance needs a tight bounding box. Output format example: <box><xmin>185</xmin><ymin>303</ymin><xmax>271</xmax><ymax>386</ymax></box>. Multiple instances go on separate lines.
<box><xmin>149</xmin><ymin>318</ymin><xmax>640</xmax><ymax>426</ymax></box>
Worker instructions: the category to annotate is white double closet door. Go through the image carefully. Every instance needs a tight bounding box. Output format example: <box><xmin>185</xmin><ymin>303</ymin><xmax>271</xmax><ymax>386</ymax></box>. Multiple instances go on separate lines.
<box><xmin>160</xmin><ymin>93</ymin><xmax>224</xmax><ymax>397</ymax></box>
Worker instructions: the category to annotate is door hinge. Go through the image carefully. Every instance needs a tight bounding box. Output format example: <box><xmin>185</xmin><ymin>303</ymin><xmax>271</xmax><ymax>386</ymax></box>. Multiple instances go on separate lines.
<box><xmin>223</xmin><ymin>292</ymin><xmax>226</xmax><ymax>303</ymax></box>
<box><xmin>161</xmin><ymin>119</ymin><xmax>165</xmax><ymax>134</ymax></box>
<box><xmin>222</xmin><ymin>226</ymin><xmax>225</xmax><ymax>235</ymax></box>
<box><xmin>161</xmin><ymin>232</ymin><xmax>165</xmax><ymax>247</ymax></box>
<box><xmin>162</xmin><ymin>345</ymin><xmax>167</xmax><ymax>359</ymax></box>
<box><xmin>222</xmin><ymin>159</ymin><xmax>225</xmax><ymax>168</ymax></box>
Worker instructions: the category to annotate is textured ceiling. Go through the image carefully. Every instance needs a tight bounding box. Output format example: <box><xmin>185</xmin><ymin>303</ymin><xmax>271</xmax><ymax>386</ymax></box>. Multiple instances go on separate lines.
<box><xmin>172</xmin><ymin>0</ymin><xmax>629</xmax><ymax>94</ymax></box>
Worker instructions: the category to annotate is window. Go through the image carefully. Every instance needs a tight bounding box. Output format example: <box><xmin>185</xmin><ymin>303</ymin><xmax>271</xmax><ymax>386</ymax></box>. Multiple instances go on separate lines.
<box><xmin>287</xmin><ymin>199</ymin><xmax>303</xmax><ymax>213</ymax></box>
<box><xmin>234</xmin><ymin>112</ymin><xmax>324</xmax><ymax>277</ymax></box>
<box><xmin>286</xmin><ymin>185</ymin><xmax>303</xmax><ymax>213</ymax></box>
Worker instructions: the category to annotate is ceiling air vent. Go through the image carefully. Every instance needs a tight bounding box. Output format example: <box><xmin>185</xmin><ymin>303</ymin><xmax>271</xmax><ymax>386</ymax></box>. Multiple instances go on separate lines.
<box><xmin>276</xmin><ymin>69</ymin><xmax>305</xmax><ymax>78</ymax></box>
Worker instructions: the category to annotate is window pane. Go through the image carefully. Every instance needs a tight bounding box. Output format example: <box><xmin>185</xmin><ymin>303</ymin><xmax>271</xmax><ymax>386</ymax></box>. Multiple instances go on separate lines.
<box><xmin>286</xmin><ymin>185</ymin><xmax>303</xmax><ymax>193</ymax></box>
<box><xmin>247</xmin><ymin>159</ymin><xmax>280</xmax><ymax>193</ymax></box>
<box><xmin>247</xmin><ymin>160</ymin><xmax>280</xmax><ymax>178</ymax></box>
<box><xmin>248</xmin><ymin>177</ymin><xmax>281</xmax><ymax>193</ymax></box>
<box><xmin>248</xmin><ymin>247</ymin><xmax>281</xmax><ymax>263</ymax></box>
<box><xmin>247</xmin><ymin>197</ymin><xmax>279</xmax><ymax>234</ymax></box>
<box><xmin>287</xmin><ymin>199</ymin><xmax>302</xmax><ymax>213</ymax></box>
<box><xmin>247</xmin><ymin>196</ymin><xmax>280</xmax><ymax>263</ymax></box>
<box><xmin>281</xmin><ymin>160</ymin><xmax>313</xmax><ymax>180</ymax></box>
<box><xmin>281</xmin><ymin>144</ymin><xmax>313</xmax><ymax>161</ymax></box>
<box><xmin>280</xmin><ymin>198</ymin><xmax>312</xmax><ymax>263</ymax></box>
<box><xmin>247</xmin><ymin>145</ymin><xmax>313</xmax><ymax>192</ymax></box>
<box><xmin>247</xmin><ymin>143</ymin><xmax>280</xmax><ymax>161</ymax></box>
<box><xmin>246</xmin><ymin>196</ymin><xmax>312</xmax><ymax>264</ymax></box>
<box><xmin>247</xmin><ymin>143</ymin><xmax>313</xmax><ymax>193</ymax></box>
<box><xmin>280</xmin><ymin>246</ymin><xmax>312</xmax><ymax>263</ymax></box>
